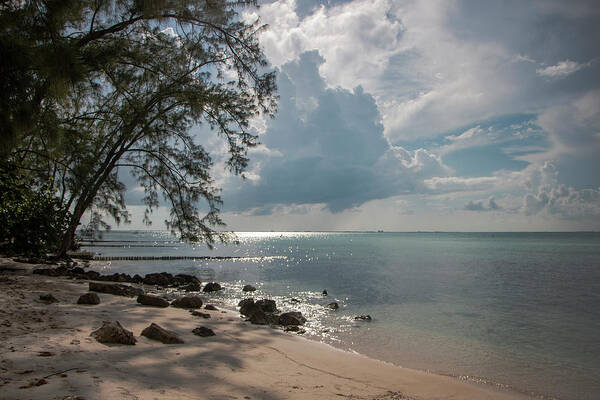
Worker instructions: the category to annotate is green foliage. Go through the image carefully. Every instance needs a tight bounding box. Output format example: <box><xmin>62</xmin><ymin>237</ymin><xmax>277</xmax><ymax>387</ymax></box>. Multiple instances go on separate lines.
<box><xmin>0</xmin><ymin>166</ymin><xmax>71</xmax><ymax>256</ymax></box>
<box><xmin>2</xmin><ymin>1</ymin><xmax>277</xmax><ymax>257</ymax></box>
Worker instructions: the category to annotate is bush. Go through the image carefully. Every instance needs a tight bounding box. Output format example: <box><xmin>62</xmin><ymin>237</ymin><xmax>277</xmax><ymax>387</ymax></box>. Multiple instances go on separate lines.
<box><xmin>0</xmin><ymin>166</ymin><xmax>70</xmax><ymax>256</ymax></box>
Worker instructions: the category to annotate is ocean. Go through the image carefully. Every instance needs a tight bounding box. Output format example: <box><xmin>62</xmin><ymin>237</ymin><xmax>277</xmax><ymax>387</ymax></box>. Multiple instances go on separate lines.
<box><xmin>81</xmin><ymin>231</ymin><xmax>600</xmax><ymax>400</ymax></box>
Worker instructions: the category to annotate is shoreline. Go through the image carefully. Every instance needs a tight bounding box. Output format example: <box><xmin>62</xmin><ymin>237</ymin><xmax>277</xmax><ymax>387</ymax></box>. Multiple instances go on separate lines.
<box><xmin>1</xmin><ymin>258</ymin><xmax>535</xmax><ymax>399</ymax></box>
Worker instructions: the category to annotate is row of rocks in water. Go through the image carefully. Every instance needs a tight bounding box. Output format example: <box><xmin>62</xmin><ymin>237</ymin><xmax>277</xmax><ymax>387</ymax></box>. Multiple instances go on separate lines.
<box><xmin>33</xmin><ymin>265</ymin><xmax>227</xmax><ymax>293</ymax></box>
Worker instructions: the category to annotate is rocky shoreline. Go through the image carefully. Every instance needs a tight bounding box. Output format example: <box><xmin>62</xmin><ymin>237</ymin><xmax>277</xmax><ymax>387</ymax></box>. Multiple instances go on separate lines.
<box><xmin>0</xmin><ymin>257</ymin><xmax>531</xmax><ymax>400</ymax></box>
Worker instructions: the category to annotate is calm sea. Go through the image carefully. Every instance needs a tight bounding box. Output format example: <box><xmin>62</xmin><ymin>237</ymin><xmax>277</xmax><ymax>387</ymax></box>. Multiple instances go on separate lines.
<box><xmin>81</xmin><ymin>231</ymin><xmax>600</xmax><ymax>400</ymax></box>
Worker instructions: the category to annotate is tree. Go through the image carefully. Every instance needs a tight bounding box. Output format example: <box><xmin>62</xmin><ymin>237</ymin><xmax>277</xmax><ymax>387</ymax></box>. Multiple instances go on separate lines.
<box><xmin>2</xmin><ymin>0</ymin><xmax>277</xmax><ymax>257</ymax></box>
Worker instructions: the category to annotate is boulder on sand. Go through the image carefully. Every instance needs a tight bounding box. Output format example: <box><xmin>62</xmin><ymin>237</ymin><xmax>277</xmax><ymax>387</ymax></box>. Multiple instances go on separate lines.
<box><xmin>171</xmin><ymin>296</ymin><xmax>203</xmax><ymax>309</ymax></box>
<box><xmin>202</xmin><ymin>282</ymin><xmax>222</xmax><ymax>292</ymax></box>
<box><xmin>90</xmin><ymin>321</ymin><xmax>136</xmax><ymax>345</ymax></box>
<box><xmin>255</xmin><ymin>299</ymin><xmax>276</xmax><ymax>313</ymax></box>
<box><xmin>137</xmin><ymin>294</ymin><xmax>170</xmax><ymax>308</ymax></box>
<box><xmin>39</xmin><ymin>293</ymin><xmax>58</xmax><ymax>303</ymax></box>
<box><xmin>191</xmin><ymin>310</ymin><xmax>211</xmax><ymax>319</ymax></box>
<box><xmin>141</xmin><ymin>323</ymin><xmax>184</xmax><ymax>344</ymax></box>
<box><xmin>77</xmin><ymin>292</ymin><xmax>100</xmax><ymax>305</ymax></box>
<box><xmin>89</xmin><ymin>282</ymin><xmax>143</xmax><ymax>297</ymax></box>
<box><xmin>204</xmin><ymin>304</ymin><xmax>218</xmax><ymax>311</ymax></box>
<box><xmin>279</xmin><ymin>312</ymin><xmax>307</xmax><ymax>326</ymax></box>
<box><xmin>142</xmin><ymin>272</ymin><xmax>173</xmax><ymax>287</ymax></box>
<box><xmin>192</xmin><ymin>326</ymin><xmax>215</xmax><ymax>337</ymax></box>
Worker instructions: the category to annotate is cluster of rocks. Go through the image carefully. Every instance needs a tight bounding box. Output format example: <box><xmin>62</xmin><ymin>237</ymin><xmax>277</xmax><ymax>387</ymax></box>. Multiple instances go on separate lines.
<box><xmin>33</xmin><ymin>266</ymin><xmax>207</xmax><ymax>292</ymax></box>
<box><xmin>90</xmin><ymin>320</ymin><xmax>215</xmax><ymax>345</ymax></box>
<box><xmin>238</xmin><ymin>298</ymin><xmax>307</xmax><ymax>328</ymax></box>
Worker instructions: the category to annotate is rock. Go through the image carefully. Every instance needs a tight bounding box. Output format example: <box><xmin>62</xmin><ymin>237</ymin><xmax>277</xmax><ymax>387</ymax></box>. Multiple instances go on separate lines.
<box><xmin>89</xmin><ymin>282</ymin><xmax>143</xmax><ymax>297</ymax></box>
<box><xmin>33</xmin><ymin>268</ymin><xmax>61</xmax><ymax>277</ymax></box>
<box><xmin>238</xmin><ymin>298</ymin><xmax>254</xmax><ymax>308</ymax></box>
<box><xmin>69</xmin><ymin>267</ymin><xmax>85</xmax><ymax>275</ymax></box>
<box><xmin>204</xmin><ymin>304</ymin><xmax>218</xmax><ymax>311</ymax></box>
<box><xmin>191</xmin><ymin>311</ymin><xmax>211</xmax><ymax>319</ymax></box>
<box><xmin>83</xmin><ymin>271</ymin><xmax>101</xmax><ymax>280</ymax></box>
<box><xmin>101</xmin><ymin>273</ymin><xmax>133</xmax><ymax>283</ymax></box>
<box><xmin>289</xmin><ymin>298</ymin><xmax>301</xmax><ymax>303</ymax></box>
<box><xmin>202</xmin><ymin>282</ymin><xmax>222</xmax><ymax>292</ymax></box>
<box><xmin>90</xmin><ymin>321</ymin><xmax>136</xmax><ymax>345</ymax></box>
<box><xmin>278</xmin><ymin>311</ymin><xmax>307</xmax><ymax>326</ymax></box>
<box><xmin>354</xmin><ymin>315</ymin><xmax>372</xmax><ymax>321</ymax></box>
<box><xmin>137</xmin><ymin>294</ymin><xmax>169</xmax><ymax>308</ymax></box>
<box><xmin>322</xmin><ymin>289</ymin><xmax>328</xmax><ymax>296</ymax></box>
<box><xmin>192</xmin><ymin>326</ymin><xmax>215</xmax><ymax>337</ymax></box>
<box><xmin>143</xmin><ymin>272</ymin><xmax>174</xmax><ymax>287</ymax></box>
<box><xmin>249</xmin><ymin>309</ymin><xmax>279</xmax><ymax>325</ymax></box>
<box><xmin>284</xmin><ymin>325</ymin><xmax>300</xmax><ymax>332</ymax></box>
<box><xmin>255</xmin><ymin>299</ymin><xmax>276</xmax><ymax>313</ymax></box>
<box><xmin>172</xmin><ymin>274</ymin><xmax>201</xmax><ymax>287</ymax></box>
<box><xmin>242</xmin><ymin>284</ymin><xmax>257</xmax><ymax>292</ymax></box>
<box><xmin>39</xmin><ymin>294</ymin><xmax>58</xmax><ymax>303</ymax></box>
<box><xmin>77</xmin><ymin>292</ymin><xmax>100</xmax><ymax>305</ymax></box>
<box><xmin>141</xmin><ymin>323</ymin><xmax>184</xmax><ymax>344</ymax></box>
<box><xmin>171</xmin><ymin>296</ymin><xmax>203</xmax><ymax>309</ymax></box>
<box><xmin>179</xmin><ymin>281</ymin><xmax>201</xmax><ymax>292</ymax></box>
<box><xmin>131</xmin><ymin>274</ymin><xmax>144</xmax><ymax>284</ymax></box>
<box><xmin>327</xmin><ymin>302</ymin><xmax>339</xmax><ymax>310</ymax></box>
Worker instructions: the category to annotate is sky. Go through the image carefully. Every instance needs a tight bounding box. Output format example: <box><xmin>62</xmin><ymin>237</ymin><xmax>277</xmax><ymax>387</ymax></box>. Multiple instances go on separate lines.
<box><xmin>125</xmin><ymin>0</ymin><xmax>600</xmax><ymax>232</ymax></box>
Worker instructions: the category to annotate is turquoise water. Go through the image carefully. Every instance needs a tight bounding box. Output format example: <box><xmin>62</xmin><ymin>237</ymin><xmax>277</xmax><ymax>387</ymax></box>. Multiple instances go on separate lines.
<box><xmin>82</xmin><ymin>231</ymin><xmax>600</xmax><ymax>400</ymax></box>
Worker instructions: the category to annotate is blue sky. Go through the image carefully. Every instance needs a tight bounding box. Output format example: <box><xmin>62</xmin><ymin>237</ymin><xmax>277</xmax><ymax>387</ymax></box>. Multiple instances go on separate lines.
<box><xmin>125</xmin><ymin>0</ymin><xmax>600</xmax><ymax>231</ymax></box>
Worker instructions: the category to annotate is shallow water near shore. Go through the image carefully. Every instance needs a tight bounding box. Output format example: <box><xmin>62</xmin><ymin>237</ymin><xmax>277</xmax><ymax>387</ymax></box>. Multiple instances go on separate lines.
<box><xmin>82</xmin><ymin>231</ymin><xmax>600</xmax><ymax>400</ymax></box>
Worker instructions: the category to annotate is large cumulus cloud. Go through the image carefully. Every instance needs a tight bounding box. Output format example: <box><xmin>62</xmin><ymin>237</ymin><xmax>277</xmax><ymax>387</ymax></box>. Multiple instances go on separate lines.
<box><xmin>221</xmin><ymin>51</ymin><xmax>450</xmax><ymax>213</ymax></box>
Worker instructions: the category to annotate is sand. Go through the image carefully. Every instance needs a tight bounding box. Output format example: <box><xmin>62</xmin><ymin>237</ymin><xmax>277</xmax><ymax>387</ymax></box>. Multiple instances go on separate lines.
<box><xmin>0</xmin><ymin>258</ymin><xmax>532</xmax><ymax>400</ymax></box>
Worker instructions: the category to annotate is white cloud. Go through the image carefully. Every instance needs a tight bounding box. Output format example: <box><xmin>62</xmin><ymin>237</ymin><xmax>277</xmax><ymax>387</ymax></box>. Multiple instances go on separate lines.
<box><xmin>536</xmin><ymin>60</ymin><xmax>588</xmax><ymax>78</ymax></box>
<box><xmin>423</xmin><ymin>176</ymin><xmax>500</xmax><ymax>193</ymax></box>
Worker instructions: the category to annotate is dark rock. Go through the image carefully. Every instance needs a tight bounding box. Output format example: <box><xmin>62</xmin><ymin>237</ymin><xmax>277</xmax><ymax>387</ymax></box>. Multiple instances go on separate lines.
<box><xmin>137</xmin><ymin>294</ymin><xmax>170</xmax><ymax>308</ymax></box>
<box><xmin>249</xmin><ymin>309</ymin><xmax>279</xmax><ymax>325</ymax></box>
<box><xmin>70</xmin><ymin>267</ymin><xmax>85</xmax><ymax>275</ymax></box>
<box><xmin>131</xmin><ymin>274</ymin><xmax>144</xmax><ymax>284</ymax></box>
<box><xmin>322</xmin><ymin>289</ymin><xmax>328</xmax><ymax>296</ymax></box>
<box><xmin>33</xmin><ymin>268</ymin><xmax>60</xmax><ymax>277</ymax></box>
<box><xmin>89</xmin><ymin>282</ymin><xmax>144</xmax><ymax>297</ymax></box>
<box><xmin>255</xmin><ymin>299</ymin><xmax>276</xmax><ymax>313</ymax></box>
<box><xmin>354</xmin><ymin>315</ymin><xmax>372</xmax><ymax>321</ymax></box>
<box><xmin>171</xmin><ymin>296</ymin><xmax>203</xmax><ymax>309</ymax></box>
<box><xmin>204</xmin><ymin>304</ymin><xmax>218</xmax><ymax>311</ymax></box>
<box><xmin>141</xmin><ymin>323</ymin><xmax>184</xmax><ymax>344</ymax></box>
<box><xmin>202</xmin><ymin>282</ymin><xmax>222</xmax><ymax>292</ymax></box>
<box><xmin>179</xmin><ymin>281</ymin><xmax>201</xmax><ymax>292</ymax></box>
<box><xmin>172</xmin><ymin>274</ymin><xmax>201</xmax><ymax>287</ymax></box>
<box><xmin>191</xmin><ymin>311</ymin><xmax>211</xmax><ymax>319</ymax></box>
<box><xmin>242</xmin><ymin>284</ymin><xmax>257</xmax><ymax>292</ymax></box>
<box><xmin>143</xmin><ymin>272</ymin><xmax>174</xmax><ymax>287</ymax></box>
<box><xmin>278</xmin><ymin>312</ymin><xmax>307</xmax><ymax>326</ymax></box>
<box><xmin>284</xmin><ymin>325</ymin><xmax>300</xmax><ymax>332</ymax></box>
<box><xmin>289</xmin><ymin>298</ymin><xmax>301</xmax><ymax>303</ymax></box>
<box><xmin>39</xmin><ymin>293</ymin><xmax>58</xmax><ymax>303</ymax></box>
<box><xmin>327</xmin><ymin>302</ymin><xmax>339</xmax><ymax>310</ymax></box>
<box><xmin>77</xmin><ymin>292</ymin><xmax>100</xmax><ymax>305</ymax></box>
<box><xmin>101</xmin><ymin>273</ymin><xmax>133</xmax><ymax>283</ymax></box>
<box><xmin>84</xmin><ymin>271</ymin><xmax>101</xmax><ymax>280</ymax></box>
<box><xmin>90</xmin><ymin>321</ymin><xmax>136</xmax><ymax>345</ymax></box>
<box><xmin>192</xmin><ymin>326</ymin><xmax>215</xmax><ymax>337</ymax></box>
<box><xmin>238</xmin><ymin>298</ymin><xmax>254</xmax><ymax>308</ymax></box>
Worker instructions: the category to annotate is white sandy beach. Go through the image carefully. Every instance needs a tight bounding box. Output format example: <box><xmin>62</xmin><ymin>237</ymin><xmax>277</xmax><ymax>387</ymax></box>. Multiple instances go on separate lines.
<box><xmin>0</xmin><ymin>258</ymin><xmax>532</xmax><ymax>400</ymax></box>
